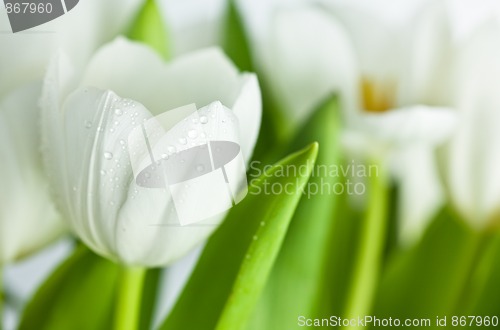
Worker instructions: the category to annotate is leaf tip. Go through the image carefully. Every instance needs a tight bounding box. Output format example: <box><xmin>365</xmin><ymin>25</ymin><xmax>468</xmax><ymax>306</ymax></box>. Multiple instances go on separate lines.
<box><xmin>305</xmin><ymin>141</ymin><xmax>319</xmax><ymax>161</ymax></box>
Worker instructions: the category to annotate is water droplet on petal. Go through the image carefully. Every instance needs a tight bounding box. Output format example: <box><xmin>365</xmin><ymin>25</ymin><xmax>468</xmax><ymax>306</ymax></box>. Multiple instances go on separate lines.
<box><xmin>161</xmin><ymin>153</ymin><xmax>169</xmax><ymax>160</ymax></box>
<box><xmin>196</xmin><ymin>164</ymin><xmax>205</xmax><ymax>172</ymax></box>
<box><xmin>200</xmin><ymin>116</ymin><xmax>208</xmax><ymax>124</ymax></box>
<box><xmin>104</xmin><ymin>152</ymin><xmax>113</xmax><ymax>160</ymax></box>
<box><xmin>100</xmin><ymin>170</ymin><xmax>107</xmax><ymax>176</ymax></box>
<box><xmin>178</xmin><ymin>137</ymin><xmax>187</xmax><ymax>145</ymax></box>
<box><xmin>167</xmin><ymin>145</ymin><xmax>176</xmax><ymax>154</ymax></box>
<box><xmin>84</xmin><ymin>120</ymin><xmax>92</xmax><ymax>129</ymax></box>
<box><xmin>114</xmin><ymin>109</ymin><xmax>123</xmax><ymax>116</ymax></box>
<box><xmin>188</xmin><ymin>129</ymin><xmax>198</xmax><ymax>139</ymax></box>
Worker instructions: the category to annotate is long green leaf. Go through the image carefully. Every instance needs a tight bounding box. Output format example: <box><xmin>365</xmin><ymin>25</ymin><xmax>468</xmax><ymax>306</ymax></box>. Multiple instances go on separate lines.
<box><xmin>159</xmin><ymin>143</ymin><xmax>319</xmax><ymax>330</ymax></box>
<box><xmin>248</xmin><ymin>95</ymin><xmax>342</xmax><ymax>329</ymax></box>
<box><xmin>18</xmin><ymin>245</ymin><xmax>120</xmax><ymax>330</ymax></box>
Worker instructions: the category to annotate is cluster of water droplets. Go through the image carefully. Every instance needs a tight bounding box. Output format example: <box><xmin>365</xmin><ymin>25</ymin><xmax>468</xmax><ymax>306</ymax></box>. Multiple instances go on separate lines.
<box><xmin>97</xmin><ymin>97</ymin><xmax>144</xmax><ymax>206</ymax></box>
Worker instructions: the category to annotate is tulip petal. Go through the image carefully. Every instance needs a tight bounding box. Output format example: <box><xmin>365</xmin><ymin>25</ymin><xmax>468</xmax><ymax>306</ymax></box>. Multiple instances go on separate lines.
<box><xmin>392</xmin><ymin>145</ymin><xmax>445</xmax><ymax>243</ymax></box>
<box><xmin>344</xmin><ymin>106</ymin><xmax>457</xmax><ymax>243</ymax></box>
<box><xmin>257</xmin><ymin>7</ymin><xmax>359</xmax><ymax>126</ymax></box>
<box><xmin>80</xmin><ymin>38</ymin><xmax>261</xmax><ymax>158</ymax></box>
<box><xmin>404</xmin><ymin>1</ymin><xmax>454</xmax><ymax>106</ymax></box>
<box><xmin>442</xmin><ymin>21</ymin><xmax>500</xmax><ymax>227</ymax></box>
<box><xmin>361</xmin><ymin>105</ymin><xmax>457</xmax><ymax>146</ymax></box>
<box><xmin>0</xmin><ymin>83</ymin><xmax>64</xmax><ymax>263</ymax></box>
<box><xmin>0</xmin><ymin>0</ymin><xmax>142</xmax><ymax>98</ymax></box>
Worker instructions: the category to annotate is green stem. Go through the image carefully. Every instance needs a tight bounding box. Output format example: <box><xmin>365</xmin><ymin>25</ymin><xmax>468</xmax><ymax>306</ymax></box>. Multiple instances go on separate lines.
<box><xmin>114</xmin><ymin>267</ymin><xmax>147</xmax><ymax>330</ymax></box>
<box><xmin>344</xmin><ymin>162</ymin><xmax>388</xmax><ymax>327</ymax></box>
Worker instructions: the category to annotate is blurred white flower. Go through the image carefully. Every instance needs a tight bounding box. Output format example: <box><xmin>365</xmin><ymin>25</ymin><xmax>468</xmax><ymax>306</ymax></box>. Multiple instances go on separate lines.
<box><xmin>439</xmin><ymin>20</ymin><xmax>500</xmax><ymax>229</ymax></box>
<box><xmin>258</xmin><ymin>2</ymin><xmax>457</xmax><ymax>242</ymax></box>
<box><xmin>256</xmin><ymin>6</ymin><xmax>359</xmax><ymax>127</ymax></box>
<box><xmin>0</xmin><ymin>0</ymin><xmax>142</xmax><ymax>98</ymax></box>
<box><xmin>0</xmin><ymin>84</ymin><xmax>64</xmax><ymax>264</ymax></box>
<box><xmin>0</xmin><ymin>0</ymin><xmax>142</xmax><ymax>264</ymax></box>
<box><xmin>41</xmin><ymin>38</ymin><xmax>261</xmax><ymax>266</ymax></box>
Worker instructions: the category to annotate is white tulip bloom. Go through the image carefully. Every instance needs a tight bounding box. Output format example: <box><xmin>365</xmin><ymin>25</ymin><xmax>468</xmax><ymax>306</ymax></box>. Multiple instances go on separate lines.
<box><xmin>41</xmin><ymin>38</ymin><xmax>261</xmax><ymax>266</ymax></box>
<box><xmin>0</xmin><ymin>0</ymin><xmax>142</xmax><ymax>264</ymax></box>
<box><xmin>258</xmin><ymin>3</ymin><xmax>457</xmax><ymax>242</ymax></box>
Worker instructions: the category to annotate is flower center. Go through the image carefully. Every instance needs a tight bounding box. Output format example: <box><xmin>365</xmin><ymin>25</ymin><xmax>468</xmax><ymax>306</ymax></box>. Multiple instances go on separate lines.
<box><xmin>361</xmin><ymin>77</ymin><xmax>396</xmax><ymax>113</ymax></box>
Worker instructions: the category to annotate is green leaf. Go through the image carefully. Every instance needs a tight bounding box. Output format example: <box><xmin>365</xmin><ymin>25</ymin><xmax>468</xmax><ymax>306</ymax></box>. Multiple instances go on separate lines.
<box><xmin>220</xmin><ymin>0</ymin><xmax>289</xmax><ymax>160</ymax></box>
<box><xmin>316</xmin><ymin>182</ymin><xmax>364</xmax><ymax>319</ymax></box>
<box><xmin>248</xmin><ymin>95</ymin><xmax>342</xmax><ymax>329</ymax></box>
<box><xmin>373</xmin><ymin>208</ymin><xmax>479</xmax><ymax>320</ymax></box>
<box><xmin>221</xmin><ymin>0</ymin><xmax>253</xmax><ymax>72</ymax></box>
<box><xmin>127</xmin><ymin>0</ymin><xmax>170</xmax><ymax>60</ymax></box>
<box><xmin>159</xmin><ymin>143</ymin><xmax>319</xmax><ymax>330</ymax></box>
<box><xmin>467</xmin><ymin>234</ymin><xmax>500</xmax><ymax>316</ymax></box>
<box><xmin>18</xmin><ymin>245</ymin><xmax>120</xmax><ymax>330</ymax></box>
<box><xmin>251</xmin><ymin>81</ymin><xmax>290</xmax><ymax>163</ymax></box>
<box><xmin>343</xmin><ymin>160</ymin><xmax>389</xmax><ymax>321</ymax></box>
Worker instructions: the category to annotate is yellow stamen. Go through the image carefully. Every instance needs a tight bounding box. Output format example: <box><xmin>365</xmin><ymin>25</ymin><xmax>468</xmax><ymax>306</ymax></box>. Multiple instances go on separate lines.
<box><xmin>361</xmin><ymin>77</ymin><xmax>396</xmax><ymax>113</ymax></box>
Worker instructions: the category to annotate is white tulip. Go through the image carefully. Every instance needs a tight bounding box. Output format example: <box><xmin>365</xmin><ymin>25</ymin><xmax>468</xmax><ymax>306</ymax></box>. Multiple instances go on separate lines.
<box><xmin>0</xmin><ymin>0</ymin><xmax>142</xmax><ymax>264</ymax></box>
<box><xmin>41</xmin><ymin>38</ymin><xmax>262</xmax><ymax>266</ymax></box>
<box><xmin>258</xmin><ymin>3</ymin><xmax>457</xmax><ymax>242</ymax></box>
